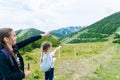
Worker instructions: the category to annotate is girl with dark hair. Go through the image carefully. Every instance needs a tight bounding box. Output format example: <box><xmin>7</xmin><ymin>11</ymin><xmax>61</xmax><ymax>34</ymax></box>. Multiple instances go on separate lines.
<box><xmin>40</xmin><ymin>42</ymin><xmax>61</xmax><ymax>80</ymax></box>
<box><xmin>0</xmin><ymin>28</ymin><xmax>50</xmax><ymax>80</ymax></box>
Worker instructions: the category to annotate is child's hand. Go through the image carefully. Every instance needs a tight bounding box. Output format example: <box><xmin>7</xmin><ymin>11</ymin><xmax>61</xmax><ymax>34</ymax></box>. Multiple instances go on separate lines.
<box><xmin>56</xmin><ymin>45</ymin><xmax>61</xmax><ymax>51</ymax></box>
<box><xmin>58</xmin><ymin>45</ymin><xmax>61</xmax><ymax>48</ymax></box>
<box><xmin>57</xmin><ymin>45</ymin><xmax>61</xmax><ymax>50</ymax></box>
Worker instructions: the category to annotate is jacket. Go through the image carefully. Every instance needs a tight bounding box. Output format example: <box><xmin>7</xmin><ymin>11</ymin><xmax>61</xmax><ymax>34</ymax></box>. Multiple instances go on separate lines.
<box><xmin>0</xmin><ymin>35</ymin><xmax>42</xmax><ymax>80</ymax></box>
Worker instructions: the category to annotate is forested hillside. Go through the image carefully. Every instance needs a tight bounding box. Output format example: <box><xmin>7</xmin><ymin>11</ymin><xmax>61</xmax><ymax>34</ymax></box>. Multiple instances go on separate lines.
<box><xmin>61</xmin><ymin>11</ymin><xmax>120</xmax><ymax>43</ymax></box>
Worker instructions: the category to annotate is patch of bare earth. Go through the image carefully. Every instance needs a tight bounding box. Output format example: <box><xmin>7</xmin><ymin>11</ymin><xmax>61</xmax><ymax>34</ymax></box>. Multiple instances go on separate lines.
<box><xmin>56</xmin><ymin>46</ymin><xmax>116</xmax><ymax>80</ymax></box>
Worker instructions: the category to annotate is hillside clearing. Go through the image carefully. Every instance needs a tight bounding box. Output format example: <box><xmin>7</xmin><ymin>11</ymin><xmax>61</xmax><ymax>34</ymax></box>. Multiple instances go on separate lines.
<box><xmin>23</xmin><ymin>42</ymin><xmax>120</xmax><ymax>80</ymax></box>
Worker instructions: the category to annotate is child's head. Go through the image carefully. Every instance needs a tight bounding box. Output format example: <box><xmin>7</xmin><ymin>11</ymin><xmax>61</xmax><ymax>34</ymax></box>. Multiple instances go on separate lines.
<box><xmin>41</xmin><ymin>42</ymin><xmax>52</xmax><ymax>53</ymax></box>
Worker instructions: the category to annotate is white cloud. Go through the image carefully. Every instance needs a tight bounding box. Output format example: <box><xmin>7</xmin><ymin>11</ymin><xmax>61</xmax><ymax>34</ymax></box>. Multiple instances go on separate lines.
<box><xmin>0</xmin><ymin>0</ymin><xmax>120</xmax><ymax>31</ymax></box>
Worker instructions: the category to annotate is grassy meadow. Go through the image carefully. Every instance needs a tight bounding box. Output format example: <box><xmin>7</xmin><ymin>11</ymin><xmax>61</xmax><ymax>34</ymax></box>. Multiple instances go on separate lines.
<box><xmin>23</xmin><ymin>41</ymin><xmax>120</xmax><ymax>80</ymax></box>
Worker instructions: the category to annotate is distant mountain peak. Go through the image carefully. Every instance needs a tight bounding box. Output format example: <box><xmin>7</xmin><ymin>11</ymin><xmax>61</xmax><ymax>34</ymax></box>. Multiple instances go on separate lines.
<box><xmin>51</xmin><ymin>26</ymin><xmax>83</xmax><ymax>38</ymax></box>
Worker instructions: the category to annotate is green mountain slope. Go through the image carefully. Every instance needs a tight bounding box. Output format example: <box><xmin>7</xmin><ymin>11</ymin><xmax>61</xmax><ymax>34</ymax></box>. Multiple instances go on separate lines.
<box><xmin>61</xmin><ymin>11</ymin><xmax>120</xmax><ymax>43</ymax></box>
<box><xmin>16</xmin><ymin>28</ymin><xmax>44</xmax><ymax>38</ymax></box>
<box><xmin>16</xmin><ymin>28</ymin><xmax>60</xmax><ymax>54</ymax></box>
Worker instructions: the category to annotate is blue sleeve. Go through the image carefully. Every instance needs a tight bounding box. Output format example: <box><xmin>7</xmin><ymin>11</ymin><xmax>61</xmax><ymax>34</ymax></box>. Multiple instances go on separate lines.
<box><xmin>16</xmin><ymin>35</ymin><xmax>42</xmax><ymax>49</ymax></box>
<box><xmin>0</xmin><ymin>53</ymin><xmax>25</xmax><ymax>80</ymax></box>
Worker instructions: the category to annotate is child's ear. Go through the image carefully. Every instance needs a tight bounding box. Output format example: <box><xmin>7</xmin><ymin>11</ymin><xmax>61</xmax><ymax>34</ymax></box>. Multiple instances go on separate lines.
<box><xmin>3</xmin><ymin>37</ymin><xmax>9</xmax><ymax>42</ymax></box>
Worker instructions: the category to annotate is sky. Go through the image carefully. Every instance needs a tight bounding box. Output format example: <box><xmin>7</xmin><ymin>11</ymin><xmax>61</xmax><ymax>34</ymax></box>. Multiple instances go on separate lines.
<box><xmin>0</xmin><ymin>0</ymin><xmax>120</xmax><ymax>32</ymax></box>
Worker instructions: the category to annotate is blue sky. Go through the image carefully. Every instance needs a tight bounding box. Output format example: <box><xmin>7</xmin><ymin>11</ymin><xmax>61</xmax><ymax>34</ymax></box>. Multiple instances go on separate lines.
<box><xmin>0</xmin><ymin>0</ymin><xmax>120</xmax><ymax>31</ymax></box>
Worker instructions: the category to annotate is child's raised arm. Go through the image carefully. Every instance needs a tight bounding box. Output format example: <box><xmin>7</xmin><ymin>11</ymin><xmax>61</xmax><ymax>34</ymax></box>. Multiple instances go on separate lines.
<box><xmin>54</xmin><ymin>45</ymin><xmax>61</xmax><ymax>53</ymax></box>
<box><xmin>52</xmin><ymin>45</ymin><xmax>61</xmax><ymax>54</ymax></box>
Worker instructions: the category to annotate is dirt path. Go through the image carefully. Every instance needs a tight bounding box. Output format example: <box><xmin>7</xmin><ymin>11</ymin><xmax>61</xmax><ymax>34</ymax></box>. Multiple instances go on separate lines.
<box><xmin>76</xmin><ymin>46</ymin><xmax>115</xmax><ymax>79</ymax></box>
<box><xmin>56</xmin><ymin>44</ymin><xmax>117</xmax><ymax>80</ymax></box>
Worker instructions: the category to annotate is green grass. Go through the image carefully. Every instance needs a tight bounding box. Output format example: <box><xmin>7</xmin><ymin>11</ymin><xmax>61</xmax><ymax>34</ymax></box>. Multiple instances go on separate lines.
<box><xmin>23</xmin><ymin>42</ymin><xmax>120</xmax><ymax>80</ymax></box>
<box><xmin>92</xmin><ymin>46</ymin><xmax>120</xmax><ymax>80</ymax></box>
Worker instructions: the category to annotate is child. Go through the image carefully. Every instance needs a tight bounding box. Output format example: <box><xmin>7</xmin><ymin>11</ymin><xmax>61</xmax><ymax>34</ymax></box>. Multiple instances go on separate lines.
<box><xmin>40</xmin><ymin>42</ymin><xmax>61</xmax><ymax>80</ymax></box>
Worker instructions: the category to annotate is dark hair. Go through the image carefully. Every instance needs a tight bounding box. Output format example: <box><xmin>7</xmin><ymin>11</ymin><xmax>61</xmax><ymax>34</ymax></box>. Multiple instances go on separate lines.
<box><xmin>41</xmin><ymin>42</ymin><xmax>52</xmax><ymax>52</ymax></box>
<box><xmin>0</xmin><ymin>28</ymin><xmax>13</xmax><ymax>45</ymax></box>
